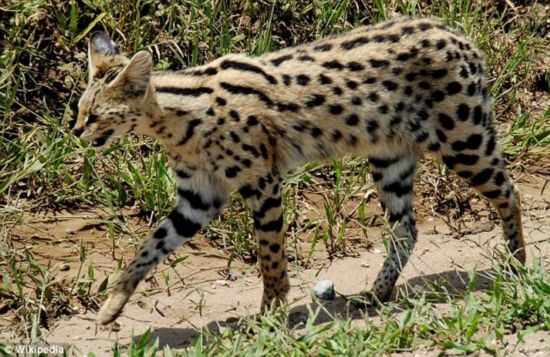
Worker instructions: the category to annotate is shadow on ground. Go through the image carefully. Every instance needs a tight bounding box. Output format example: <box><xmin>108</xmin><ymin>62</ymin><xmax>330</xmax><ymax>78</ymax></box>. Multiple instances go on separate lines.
<box><xmin>135</xmin><ymin>268</ymin><xmax>495</xmax><ymax>349</ymax></box>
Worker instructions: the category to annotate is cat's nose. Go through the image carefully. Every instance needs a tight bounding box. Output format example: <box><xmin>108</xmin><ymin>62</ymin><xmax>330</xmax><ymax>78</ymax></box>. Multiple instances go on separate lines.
<box><xmin>72</xmin><ymin>127</ymin><xmax>84</xmax><ymax>137</ymax></box>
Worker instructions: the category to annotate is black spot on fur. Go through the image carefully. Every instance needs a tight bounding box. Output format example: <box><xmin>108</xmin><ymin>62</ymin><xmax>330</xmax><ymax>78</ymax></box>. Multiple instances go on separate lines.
<box><xmin>225</xmin><ymin>166</ymin><xmax>241</xmax><ymax>178</ymax></box>
<box><xmin>282</xmin><ymin>74</ymin><xmax>292</xmax><ymax>86</ymax></box>
<box><xmin>305</xmin><ymin>94</ymin><xmax>326</xmax><ymax>107</ymax></box>
<box><xmin>402</xmin><ymin>26</ymin><xmax>415</xmax><ymax>35</ymax></box>
<box><xmin>377</xmin><ymin>105</ymin><xmax>389</xmax><ymax>114</ymax></box>
<box><xmin>168</xmin><ymin>210</ymin><xmax>201</xmax><ymax>237</ymax></box>
<box><xmin>494</xmin><ymin>172</ymin><xmax>505</xmax><ymax>186</ymax></box>
<box><xmin>485</xmin><ymin>135</ymin><xmax>496</xmax><ymax>155</ymax></box>
<box><xmin>382</xmin><ymin>80</ymin><xmax>399</xmax><ymax>91</ymax></box>
<box><xmin>230</xmin><ymin>110</ymin><xmax>240</xmax><ymax>122</ymax></box>
<box><xmin>310</xmin><ymin>127</ymin><xmax>323</xmax><ymax>138</ymax></box>
<box><xmin>341</xmin><ymin>36</ymin><xmax>369</xmax><ymax>50</ymax></box>
<box><xmin>246</xmin><ymin>115</ymin><xmax>259</xmax><ymax>126</ymax></box>
<box><xmin>277</xmin><ymin>102</ymin><xmax>300</xmax><ymax>112</ymax></box>
<box><xmin>369</xmin><ymin>156</ymin><xmax>400</xmax><ymax>168</ymax></box>
<box><xmin>438</xmin><ymin>113</ymin><xmax>455</xmax><ymax>130</ymax></box>
<box><xmin>436</xmin><ymin>39</ymin><xmax>446</xmax><ymax>49</ymax></box>
<box><xmin>457</xmin><ymin>104</ymin><xmax>470</xmax><ymax>121</ymax></box>
<box><xmin>220</xmin><ymin>82</ymin><xmax>273</xmax><ymax>107</ymax></box>
<box><xmin>221</xmin><ymin>60</ymin><xmax>277</xmax><ymax>84</ymax></box>
<box><xmin>348</xmin><ymin>62</ymin><xmax>365</xmax><ymax>71</ymax></box>
<box><xmin>457</xmin><ymin>171</ymin><xmax>473</xmax><ymax>178</ymax></box>
<box><xmin>368</xmin><ymin>92</ymin><xmax>379</xmax><ymax>102</ymax></box>
<box><xmin>430</xmin><ymin>68</ymin><xmax>448</xmax><ymax>79</ymax></box>
<box><xmin>178</xmin><ymin>188</ymin><xmax>210</xmax><ymax>210</ymax></box>
<box><xmin>314</xmin><ymin>43</ymin><xmax>333</xmax><ymax>52</ymax></box>
<box><xmin>318</xmin><ymin>74</ymin><xmax>332</xmax><ymax>84</ymax></box>
<box><xmin>472</xmin><ymin>105</ymin><xmax>483</xmax><ymax>125</ymax></box>
<box><xmin>467</xmin><ymin>83</ymin><xmax>476</xmax><ymax>96</ymax></box>
<box><xmin>483</xmin><ymin>190</ymin><xmax>501</xmax><ymax>199</ymax></box>
<box><xmin>230</xmin><ymin>131</ymin><xmax>240</xmax><ymax>143</ymax></box>
<box><xmin>345</xmin><ymin>114</ymin><xmax>359</xmax><ymax>126</ymax></box>
<box><xmin>298</xmin><ymin>55</ymin><xmax>315</xmax><ymax>62</ymax></box>
<box><xmin>418</xmin><ymin>22</ymin><xmax>433</xmax><ymax>31</ymax></box>
<box><xmin>153</xmin><ymin>227</ymin><xmax>167</xmax><ymax>239</ymax></box>
<box><xmin>442</xmin><ymin>154</ymin><xmax>479</xmax><ymax>169</ymax></box>
<box><xmin>323</xmin><ymin>60</ymin><xmax>344</xmax><ymax>70</ymax></box>
<box><xmin>296</xmin><ymin>74</ymin><xmax>311</xmax><ymax>86</ymax></box>
<box><xmin>259</xmin><ymin>143</ymin><xmax>269</xmax><ymax>159</ymax></box>
<box><xmin>351</xmin><ymin>96</ymin><xmax>362</xmax><ymax>106</ymax></box>
<box><xmin>383</xmin><ymin>181</ymin><xmax>413</xmax><ymax>197</ymax></box>
<box><xmin>418</xmin><ymin>81</ymin><xmax>431</xmax><ymax>90</ymax></box>
<box><xmin>269</xmin><ymin>243</ymin><xmax>281</xmax><ymax>252</ymax></box>
<box><xmin>366</xmin><ymin>120</ymin><xmax>379</xmax><ymax>134</ymax></box>
<box><xmin>451</xmin><ymin>134</ymin><xmax>482</xmax><ymax>151</ymax></box>
<box><xmin>432</xmin><ymin>90</ymin><xmax>446</xmax><ymax>102</ymax></box>
<box><xmin>329</xmin><ymin>104</ymin><xmax>344</xmax><ymax>115</ymax></box>
<box><xmin>156</xmin><ymin>86</ymin><xmax>213</xmax><ymax>97</ymax></box>
<box><xmin>471</xmin><ymin>168</ymin><xmax>494</xmax><ymax>186</ymax></box>
<box><xmin>446</xmin><ymin>82</ymin><xmax>462</xmax><ymax>95</ymax></box>
<box><xmin>459</xmin><ymin>66</ymin><xmax>469</xmax><ymax>79</ymax></box>
<box><xmin>178</xmin><ymin>119</ymin><xmax>202</xmax><ymax>145</ymax></box>
<box><xmin>346</xmin><ymin>80</ymin><xmax>358</xmax><ymax>89</ymax></box>
<box><xmin>369</xmin><ymin>59</ymin><xmax>390</xmax><ymax>68</ymax></box>
<box><xmin>239</xmin><ymin>184</ymin><xmax>260</xmax><ymax>199</ymax></box>
<box><xmin>270</xmin><ymin>54</ymin><xmax>293</xmax><ymax>67</ymax></box>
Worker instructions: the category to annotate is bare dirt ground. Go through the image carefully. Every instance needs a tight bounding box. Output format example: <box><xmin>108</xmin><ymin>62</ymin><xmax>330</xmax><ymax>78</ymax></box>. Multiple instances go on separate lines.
<box><xmin>0</xmin><ymin>174</ymin><xmax>549</xmax><ymax>356</ymax></box>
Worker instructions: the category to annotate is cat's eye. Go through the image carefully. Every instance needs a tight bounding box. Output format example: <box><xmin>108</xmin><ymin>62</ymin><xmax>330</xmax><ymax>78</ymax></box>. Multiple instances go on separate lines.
<box><xmin>86</xmin><ymin>113</ymin><xmax>98</xmax><ymax>126</ymax></box>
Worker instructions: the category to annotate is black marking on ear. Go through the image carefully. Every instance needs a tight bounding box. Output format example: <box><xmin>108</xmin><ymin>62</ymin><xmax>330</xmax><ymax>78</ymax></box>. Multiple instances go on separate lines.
<box><xmin>91</xmin><ymin>31</ymin><xmax>120</xmax><ymax>56</ymax></box>
<box><xmin>103</xmin><ymin>67</ymin><xmax>123</xmax><ymax>82</ymax></box>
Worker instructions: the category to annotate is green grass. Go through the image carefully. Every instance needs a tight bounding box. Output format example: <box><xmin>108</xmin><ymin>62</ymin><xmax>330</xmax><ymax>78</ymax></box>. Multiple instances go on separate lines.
<box><xmin>94</xmin><ymin>256</ymin><xmax>549</xmax><ymax>356</ymax></box>
<box><xmin>0</xmin><ymin>0</ymin><xmax>549</xmax><ymax>355</ymax></box>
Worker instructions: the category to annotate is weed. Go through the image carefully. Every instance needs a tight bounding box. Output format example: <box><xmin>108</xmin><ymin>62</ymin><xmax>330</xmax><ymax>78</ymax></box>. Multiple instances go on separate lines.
<box><xmin>0</xmin><ymin>0</ymin><xmax>548</xmax><ymax>353</ymax></box>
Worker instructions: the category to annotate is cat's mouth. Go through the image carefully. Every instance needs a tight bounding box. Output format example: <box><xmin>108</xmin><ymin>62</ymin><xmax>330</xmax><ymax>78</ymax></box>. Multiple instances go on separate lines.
<box><xmin>82</xmin><ymin>129</ymin><xmax>115</xmax><ymax>148</ymax></box>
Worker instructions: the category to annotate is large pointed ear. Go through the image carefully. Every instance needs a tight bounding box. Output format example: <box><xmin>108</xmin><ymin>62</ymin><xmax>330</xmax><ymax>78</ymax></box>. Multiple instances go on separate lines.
<box><xmin>108</xmin><ymin>51</ymin><xmax>152</xmax><ymax>92</ymax></box>
<box><xmin>88</xmin><ymin>31</ymin><xmax>122</xmax><ymax>81</ymax></box>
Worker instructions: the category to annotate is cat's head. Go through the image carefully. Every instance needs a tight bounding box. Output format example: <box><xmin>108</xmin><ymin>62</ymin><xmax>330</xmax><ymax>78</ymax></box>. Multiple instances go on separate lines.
<box><xmin>72</xmin><ymin>32</ymin><xmax>152</xmax><ymax>148</ymax></box>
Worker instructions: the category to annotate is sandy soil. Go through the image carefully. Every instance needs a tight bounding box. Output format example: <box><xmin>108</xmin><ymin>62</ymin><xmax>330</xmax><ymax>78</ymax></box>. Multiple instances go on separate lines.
<box><xmin>1</xmin><ymin>175</ymin><xmax>548</xmax><ymax>356</ymax></box>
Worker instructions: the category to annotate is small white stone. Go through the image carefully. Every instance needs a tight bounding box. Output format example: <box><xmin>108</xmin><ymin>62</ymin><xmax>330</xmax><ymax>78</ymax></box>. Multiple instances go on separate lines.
<box><xmin>313</xmin><ymin>280</ymin><xmax>335</xmax><ymax>300</ymax></box>
<box><xmin>215</xmin><ymin>280</ymin><xmax>229</xmax><ymax>287</ymax></box>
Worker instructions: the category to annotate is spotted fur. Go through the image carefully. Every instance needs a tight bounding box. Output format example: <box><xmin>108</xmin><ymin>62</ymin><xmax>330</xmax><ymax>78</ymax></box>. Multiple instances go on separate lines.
<box><xmin>73</xmin><ymin>18</ymin><xmax>525</xmax><ymax>325</ymax></box>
